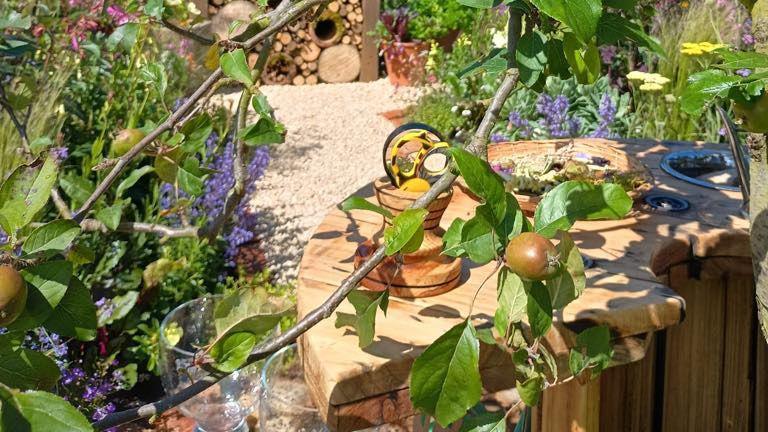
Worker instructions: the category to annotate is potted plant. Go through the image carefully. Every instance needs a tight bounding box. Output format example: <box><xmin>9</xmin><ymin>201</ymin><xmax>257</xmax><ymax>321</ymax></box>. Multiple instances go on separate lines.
<box><xmin>379</xmin><ymin>7</ymin><xmax>429</xmax><ymax>86</ymax></box>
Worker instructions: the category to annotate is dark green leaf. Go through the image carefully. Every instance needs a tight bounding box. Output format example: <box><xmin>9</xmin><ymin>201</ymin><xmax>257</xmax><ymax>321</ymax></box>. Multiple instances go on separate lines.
<box><xmin>58</xmin><ymin>173</ymin><xmax>94</xmax><ymax>209</ymax></box>
<box><xmin>0</xmin><ymin>383</ymin><xmax>30</xmax><ymax>431</ymax></box>
<box><xmin>384</xmin><ymin>209</ymin><xmax>428</xmax><ymax>256</ymax></box>
<box><xmin>210</xmin><ymin>332</ymin><xmax>257</xmax><ymax>373</ymax></box>
<box><xmin>0</xmin><ymin>347</ymin><xmax>60</xmax><ymax>391</ymax></box>
<box><xmin>459</xmin><ymin>411</ymin><xmax>506</xmax><ymax>432</ymax></box>
<box><xmin>527</xmin><ymin>282</ymin><xmax>552</xmax><ymax>338</ymax></box>
<box><xmin>335</xmin><ymin>289</ymin><xmax>389</xmax><ymax>348</ymax></box>
<box><xmin>597</xmin><ymin>13</ymin><xmax>664</xmax><ymax>55</ymax></box>
<box><xmin>534</xmin><ymin>181</ymin><xmax>632</xmax><ymax>238</ymax></box>
<box><xmin>220</xmin><ymin>49</ymin><xmax>254</xmax><ymax>86</ymax></box>
<box><xmin>21</xmin><ymin>261</ymin><xmax>72</xmax><ymax>311</ymax></box>
<box><xmin>177</xmin><ymin>158</ymin><xmax>205</xmax><ymax>196</ymax></box>
<box><xmin>529</xmin><ymin>0</ymin><xmax>603</xmax><ymax>44</ymax></box>
<box><xmin>13</xmin><ymin>390</ymin><xmax>93</xmax><ymax>432</ymax></box>
<box><xmin>516</xmin><ymin>375</ymin><xmax>544</xmax><ymax>406</ymax></box>
<box><xmin>106</xmin><ymin>23</ymin><xmax>139</xmax><ymax>51</ymax></box>
<box><xmin>448</xmin><ymin>148</ymin><xmax>506</xmax><ymax>224</ymax></box>
<box><xmin>22</xmin><ymin>220</ymin><xmax>81</xmax><ymax>257</ymax></box>
<box><xmin>495</xmin><ymin>267</ymin><xmax>527</xmax><ymax>337</ymax></box>
<box><xmin>569</xmin><ymin>326</ymin><xmax>613</xmax><ymax>377</ymax></box>
<box><xmin>544</xmin><ymin>38</ymin><xmax>571</xmax><ymax>79</ymax></box>
<box><xmin>410</xmin><ymin>320</ymin><xmax>482</xmax><ymax>427</ymax></box>
<box><xmin>340</xmin><ymin>196</ymin><xmax>393</xmax><ymax>219</ymax></box>
<box><xmin>96</xmin><ymin>202</ymin><xmax>123</xmax><ymax>231</ymax></box>
<box><xmin>604</xmin><ymin>0</ymin><xmax>637</xmax><ymax>10</ymax></box>
<box><xmin>42</xmin><ymin>277</ymin><xmax>97</xmax><ymax>341</ymax></box>
<box><xmin>180</xmin><ymin>113</ymin><xmax>213</xmax><ymax>154</ymax></box>
<box><xmin>718</xmin><ymin>50</ymin><xmax>768</xmax><ymax>69</ymax></box>
<box><xmin>546</xmin><ymin>232</ymin><xmax>585</xmax><ymax>309</ymax></box>
<box><xmin>442</xmin><ymin>218</ymin><xmax>467</xmax><ymax>257</ymax></box>
<box><xmin>116</xmin><ymin>166</ymin><xmax>154</xmax><ymax>198</ymax></box>
<box><xmin>516</xmin><ymin>31</ymin><xmax>548</xmax><ymax>87</ymax></box>
<box><xmin>238</xmin><ymin>117</ymin><xmax>286</xmax><ymax>146</ymax></box>
<box><xmin>0</xmin><ymin>157</ymin><xmax>57</xmax><ymax>234</ymax></box>
<box><xmin>681</xmin><ymin>69</ymin><xmax>741</xmax><ymax>115</ymax></box>
<box><xmin>443</xmin><ymin>214</ymin><xmax>498</xmax><ymax>265</ymax></box>
<box><xmin>459</xmin><ymin>48</ymin><xmax>509</xmax><ymax>78</ymax></box>
<box><xmin>67</xmin><ymin>244</ymin><xmax>95</xmax><ymax>266</ymax></box>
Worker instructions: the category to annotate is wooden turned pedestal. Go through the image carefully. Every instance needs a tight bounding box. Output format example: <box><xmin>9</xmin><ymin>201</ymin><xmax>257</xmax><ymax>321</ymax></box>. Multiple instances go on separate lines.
<box><xmin>353</xmin><ymin>178</ymin><xmax>462</xmax><ymax>298</ymax></box>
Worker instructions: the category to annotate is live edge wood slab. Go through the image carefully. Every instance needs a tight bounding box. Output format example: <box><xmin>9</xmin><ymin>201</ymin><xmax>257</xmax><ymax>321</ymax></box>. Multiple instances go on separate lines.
<box><xmin>296</xmin><ymin>139</ymin><xmax>749</xmax><ymax>432</ymax></box>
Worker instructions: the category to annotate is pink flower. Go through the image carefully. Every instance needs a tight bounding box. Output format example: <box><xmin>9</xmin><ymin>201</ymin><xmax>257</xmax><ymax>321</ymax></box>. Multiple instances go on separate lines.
<box><xmin>106</xmin><ymin>4</ymin><xmax>137</xmax><ymax>26</ymax></box>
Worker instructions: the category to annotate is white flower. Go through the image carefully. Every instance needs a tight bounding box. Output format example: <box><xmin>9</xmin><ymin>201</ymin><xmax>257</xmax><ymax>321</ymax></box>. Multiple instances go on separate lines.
<box><xmin>491</xmin><ymin>30</ymin><xmax>507</xmax><ymax>48</ymax></box>
<box><xmin>187</xmin><ymin>1</ymin><xmax>201</xmax><ymax>14</ymax></box>
<box><xmin>461</xmin><ymin>109</ymin><xmax>472</xmax><ymax>117</ymax></box>
<box><xmin>451</xmin><ymin>105</ymin><xmax>460</xmax><ymax>113</ymax></box>
<box><xmin>165</xmin><ymin>0</ymin><xmax>182</xmax><ymax>6</ymax></box>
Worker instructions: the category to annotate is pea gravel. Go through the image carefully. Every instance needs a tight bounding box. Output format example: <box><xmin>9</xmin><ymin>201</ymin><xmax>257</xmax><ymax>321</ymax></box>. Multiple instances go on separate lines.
<box><xmin>219</xmin><ymin>80</ymin><xmax>420</xmax><ymax>284</ymax></box>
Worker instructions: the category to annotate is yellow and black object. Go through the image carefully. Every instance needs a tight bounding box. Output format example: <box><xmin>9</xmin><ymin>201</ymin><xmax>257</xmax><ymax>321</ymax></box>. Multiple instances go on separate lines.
<box><xmin>382</xmin><ymin>123</ymin><xmax>451</xmax><ymax>191</ymax></box>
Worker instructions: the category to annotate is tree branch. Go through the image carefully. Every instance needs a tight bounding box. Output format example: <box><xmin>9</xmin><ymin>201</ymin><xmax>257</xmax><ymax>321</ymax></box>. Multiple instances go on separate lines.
<box><xmin>72</xmin><ymin>0</ymin><xmax>327</xmax><ymax>222</ymax></box>
<box><xmin>93</xmin><ymin>66</ymin><xmax>520</xmax><ymax>432</ymax></box>
<box><xmin>161</xmin><ymin>18</ymin><xmax>214</xmax><ymax>45</ymax></box>
<box><xmin>465</xmin><ymin>70</ymin><xmax>520</xmax><ymax>159</ymax></box>
<box><xmin>78</xmin><ymin>219</ymin><xmax>199</xmax><ymax>238</ymax></box>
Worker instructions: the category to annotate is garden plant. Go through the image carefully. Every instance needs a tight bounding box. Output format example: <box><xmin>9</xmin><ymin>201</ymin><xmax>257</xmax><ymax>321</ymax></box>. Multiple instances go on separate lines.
<box><xmin>0</xmin><ymin>1</ymin><xmax>766</xmax><ymax>432</ymax></box>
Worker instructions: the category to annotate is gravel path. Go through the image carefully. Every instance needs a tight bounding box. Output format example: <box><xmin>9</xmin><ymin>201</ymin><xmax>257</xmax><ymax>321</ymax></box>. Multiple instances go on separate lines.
<box><xmin>235</xmin><ymin>80</ymin><xmax>419</xmax><ymax>284</ymax></box>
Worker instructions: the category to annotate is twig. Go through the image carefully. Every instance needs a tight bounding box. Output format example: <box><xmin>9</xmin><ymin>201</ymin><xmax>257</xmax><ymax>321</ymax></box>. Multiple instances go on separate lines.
<box><xmin>465</xmin><ymin>70</ymin><xmax>519</xmax><ymax>160</ymax></box>
<box><xmin>73</xmin><ymin>0</ymin><xmax>328</xmax><ymax>222</ymax></box>
<box><xmin>93</xmin><ymin>65</ymin><xmax>520</xmax><ymax>432</ymax></box>
<box><xmin>161</xmin><ymin>18</ymin><xmax>214</xmax><ymax>45</ymax></box>
<box><xmin>0</xmin><ymin>85</ymin><xmax>29</xmax><ymax>146</ymax></box>
<box><xmin>50</xmin><ymin>189</ymin><xmax>72</xmax><ymax>219</ymax></box>
<box><xmin>78</xmin><ymin>219</ymin><xmax>199</xmax><ymax>238</ymax></box>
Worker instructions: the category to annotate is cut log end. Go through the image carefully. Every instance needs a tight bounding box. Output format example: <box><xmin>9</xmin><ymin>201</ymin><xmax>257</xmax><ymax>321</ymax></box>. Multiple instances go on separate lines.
<box><xmin>317</xmin><ymin>44</ymin><xmax>361</xmax><ymax>83</ymax></box>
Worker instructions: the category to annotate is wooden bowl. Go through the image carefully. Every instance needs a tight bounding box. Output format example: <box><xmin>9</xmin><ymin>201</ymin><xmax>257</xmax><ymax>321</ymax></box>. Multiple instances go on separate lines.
<box><xmin>484</xmin><ymin>138</ymin><xmax>654</xmax><ymax>215</ymax></box>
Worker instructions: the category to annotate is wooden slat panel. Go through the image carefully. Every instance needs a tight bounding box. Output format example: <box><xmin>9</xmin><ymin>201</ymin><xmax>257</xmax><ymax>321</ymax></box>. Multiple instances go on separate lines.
<box><xmin>756</xmin><ymin>334</ymin><xmax>768</xmax><ymax>432</ymax></box>
<box><xmin>662</xmin><ymin>266</ymin><xmax>726</xmax><ymax>432</ymax></box>
<box><xmin>359</xmin><ymin>0</ymin><xmax>380</xmax><ymax>81</ymax></box>
<box><xmin>532</xmin><ymin>378</ymin><xmax>600</xmax><ymax>432</ymax></box>
<box><xmin>721</xmin><ymin>275</ymin><xmax>755</xmax><ymax>432</ymax></box>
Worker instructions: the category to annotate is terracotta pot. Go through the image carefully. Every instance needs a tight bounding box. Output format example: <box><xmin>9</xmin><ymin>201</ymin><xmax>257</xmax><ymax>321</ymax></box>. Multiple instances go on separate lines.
<box><xmin>353</xmin><ymin>178</ymin><xmax>462</xmax><ymax>298</ymax></box>
<box><xmin>382</xmin><ymin>41</ymin><xmax>429</xmax><ymax>87</ymax></box>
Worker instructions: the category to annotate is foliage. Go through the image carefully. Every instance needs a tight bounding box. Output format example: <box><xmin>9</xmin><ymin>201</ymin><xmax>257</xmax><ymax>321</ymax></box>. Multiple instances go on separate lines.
<box><xmin>381</xmin><ymin>0</ymin><xmax>477</xmax><ymax>41</ymax></box>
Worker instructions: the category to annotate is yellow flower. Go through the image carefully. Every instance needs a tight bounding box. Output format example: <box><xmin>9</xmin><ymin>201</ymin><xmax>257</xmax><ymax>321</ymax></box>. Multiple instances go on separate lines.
<box><xmin>681</xmin><ymin>41</ymin><xmax>727</xmax><ymax>56</ymax></box>
<box><xmin>640</xmin><ymin>83</ymin><xmax>664</xmax><ymax>92</ymax></box>
<box><xmin>627</xmin><ymin>71</ymin><xmax>649</xmax><ymax>81</ymax></box>
<box><xmin>644</xmin><ymin>73</ymin><xmax>671</xmax><ymax>85</ymax></box>
<box><xmin>681</xmin><ymin>1</ymin><xmax>689</xmax><ymax>8</ymax></box>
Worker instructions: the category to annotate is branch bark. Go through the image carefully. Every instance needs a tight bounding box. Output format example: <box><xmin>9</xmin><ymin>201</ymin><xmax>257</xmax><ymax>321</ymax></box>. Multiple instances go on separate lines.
<box><xmin>161</xmin><ymin>18</ymin><xmax>214</xmax><ymax>45</ymax></box>
<box><xmin>78</xmin><ymin>219</ymin><xmax>199</xmax><ymax>238</ymax></box>
<box><xmin>92</xmin><ymin>69</ymin><xmax>520</xmax><ymax>431</ymax></box>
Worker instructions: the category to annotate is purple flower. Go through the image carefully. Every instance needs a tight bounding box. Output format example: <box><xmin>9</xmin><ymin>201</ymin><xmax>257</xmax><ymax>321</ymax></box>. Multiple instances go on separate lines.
<box><xmin>62</xmin><ymin>367</ymin><xmax>86</xmax><ymax>385</ymax></box>
<box><xmin>92</xmin><ymin>402</ymin><xmax>116</xmax><ymax>421</ymax></box>
<box><xmin>507</xmin><ymin>111</ymin><xmax>532</xmax><ymax>138</ymax></box>
<box><xmin>490</xmin><ymin>133</ymin><xmax>507</xmax><ymax>143</ymax></box>
<box><xmin>536</xmin><ymin>94</ymin><xmax>577</xmax><ymax>138</ymax></box>
<box><xmin>736</xmin><ymin>68</ymin><xmax>752</xmax><ymax>77</ymax></box>
<box><xmin>599</xmin><ymin>46</ymin><xmax>618</xmax><ymax>65</ymax></box>
<box><xmin>589</xmin><ymin>93</ymin><xmax>617</xmax><ymax>138</ymax></box>
<box><xmin>51</xmin><ymin>146</ymin><xmax>69</xmax><ymax>163</ymax></box>
<box><xmin>106</xmin><ymin>4</ymin><xmax>137</xmax><ymax>26</ymax></box>
<box><xmin>0</xmin><ymin>229</ymin><xmax>7</xmax><ymax>246</ymax></box>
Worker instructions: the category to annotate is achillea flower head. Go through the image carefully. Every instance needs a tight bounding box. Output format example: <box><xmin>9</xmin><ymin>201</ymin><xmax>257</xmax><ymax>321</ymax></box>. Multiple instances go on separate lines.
<box><xmin>640</xmin><ymin>82</ymin><xmax>664</xmax><ymax>92</ymax></box>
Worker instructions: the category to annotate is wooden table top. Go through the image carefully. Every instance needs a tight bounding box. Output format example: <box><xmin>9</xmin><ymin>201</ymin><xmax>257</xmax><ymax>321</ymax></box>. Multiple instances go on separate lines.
<box><xmin>296</xmin><ymin>139</ymin><xmax>749</xmax><ymax>431</ymax></box>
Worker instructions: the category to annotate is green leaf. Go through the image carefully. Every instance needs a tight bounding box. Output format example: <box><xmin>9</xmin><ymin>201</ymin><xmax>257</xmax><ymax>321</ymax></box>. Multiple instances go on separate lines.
<box><xmin>527</xmin><ymin>282</ymin><xmax>552</xmax><ymax>338</ymax></box>
<box><xmin>21</xmin><ymin>261</ymin><xmax>72</xmax><ymax>311</ymax></box>
<box><xmin>211</xmin><ymin>289</ymin><xmax>293</xmax><ymax>352</ymax></box>
<box><xmin>0</xmin><ymin>382</ymin><xmax>29</xmax><ymax>431</ymax></box>
<box><xmin>442</xmin><ymin>218</ymin><xmax>467</xmax><ymax>257</ymax></box>
<box><xmin>457</xmin><ymin>0</ymin><xmax>502</xmax><ymax>8</ymax></box>
<box><xmin>340</xmin><ymin>196</ymin><xmax>393</xmax><ymax>219</ymax></box>
<box><xmin>177</xmin><ymin>158</ymin><xmax>205</xmax><ymax>196</ymax></box>
<box><xmin>180</xmin><ymin>113</ymin><xmax>213</xmax><ymax>154</ymax></box>
<box><xmin>604</xmin><ymin>0</ymin><xmax>637</xmax><ymax>10</ymax></box>
<box><xmin>544</xmin><ymin>38</ymin><xmax>571</xmax><ymax>79</ymax></box>
<box><xmin>495</xmin><ymin>267</ymin><xmax>527</xmax><ymax>337</ymax></box>
<box><xmin>529</xmin><ymin>0</ymin><xmax>603</xmax><ymax>44</ymax></box>
<box><xmin>0</xmin><ymin>11</ymin><xmax>32</xmax><ymax>30</ymax></box>
<box><xmin>596</xmin><ymin>13</ymin><xmax>664</xmax><ymax>55</ymax></box>
<box><xmin>459</xmin><ymin>48</ymin><xmax>508</xmax><ymax>78</ymax></box>
<box><xmin>718</xmin><ymin>50</ymin><xmax>768</xmax><ymax>69</ymax></box>
<box><xmin>139</xmin><ymin>63</ymin><xmax>168</xmax><ymax>99</ymax></box>
<box><xmin>42</xmin><ymin>277</ymin><xmax>97</xmax><ymax>341</ymax></box>
<box><xmin>448</xmin><ymin>148</ymin><xmax>506</xmax><ymax>224</ymax></box>
<box><xmin>534</xmin><ymin>181</ymin><xmax>632</xmax><ymax>238</ymax></box>
<box><xmin>516</xmin><ymin>30</ymin><xmax>548</xmax><ymax>87</ymax></box>
<box><xmin>334</xmin><ymin>289</ymin><xmax>389</xmax><ymax>348</ymax></box>
<box><xmin>516</xmin><ymin>375</ymin><xmax>544</xmax><ymax>406</ymax></box>
<box><xmin>443</xmin><ymin>214</ymin><xmax>498</xmax><ymax>264</ymax></box>
<box><xmin>106</xmin><ymin>23</ymin><xmax>139</xmax><ymax>51</ymax></box>
<box><xmin>238</xmin><ymin>117</ymin><xmax>286</xmax><ymax>146</ymax></box>
<box><xmin>58</xmin><ymin>173</ymin><xmax>94</xmax><ymax>210</ymax></box>
<box><xmin>22</xmin><ymin>220</ymin><xmax>81</xmax><ymax>257</ymax></box>
<box><xmin>459</xmin><ymin>411</ymin><xmax>506</xmax><ymax>432</ymax></box>
<box><xmin>0</xmin><ymin>157</ymin><xmax>57</xmax><ymax>234</ymax></box>
<box><xmin>144</xmin><ymin>0</ymin><xmax>165</xmax><ymax>19</ymax></box>
<box><xmin>98</xmin><ymin>291</ymin><xmax>139</xmax><ymax>327</ymax></box>
<box><xmin>142</xmin><ymin>258</ymin><xmax>184</xmax><ymax>289</ymax></box>
<box><xmin>251</xmin><ymin>93</ymin><xmax>274</xmax><ymax>116</ymax></box>
<box><xmin>116</xmin><ymin>166</ymin><xmax>154</xmax><ymax>198</ymax></box>
<box><xmin>96</xmin><ymin>202</ymin><xmax>123</xmax><ymax>231</ymax></box>
<box><xmin>210</xmin><ymin>332</ymin><xmax>257</xmax><ymax>373</ymax></box>
<box><xmin>410</xmin><ymin>320</ymin><xmax>482</xmax><ymax>427</ymax></box>
<box><xmin>13</xmin><ymin>390</ymin><xmax>93</xmax><ymax>432</ymax></box>
<box><xmin>0</xmin><ymin>347</ymin><xmax>60</xmax><ymax>391</ymax></box>
<box><xmin>384</xmin><ymin>208</ymin><xmax>428</xmax><ymax>256</ymax></box>
<box><xmin>681</xmin><ymin>69</ymin><xmax>742</xmax><ymax>115</ymax></box>
<box><xmin>67</xmin><ymin>244</ymin><xmax>95</xmax><ymax>266</ymax></box>
<box><xmin>562</xmin><ymin>33</ymin><xmax>601</xmax><ymax>84</ymax></box>
<box><xmin>546</xmin><ymin>232</ymin><xmax>585</xmax><ymax>309</ymax></box>
<box><xmin>569</xmin><ymin>326</ymin><xmax>613</xmax><ymax>377</ymax></box>
<box><xmin>220</xmin><ymin>49</ymin><xmax>254</xmax><ymax>86</ymax></box>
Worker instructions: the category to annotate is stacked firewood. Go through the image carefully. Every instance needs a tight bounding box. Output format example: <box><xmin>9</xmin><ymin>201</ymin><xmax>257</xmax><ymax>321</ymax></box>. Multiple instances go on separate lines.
<box><xmin>208</xmin><ymin>0</ymin><xmax>365</xmax><ymax>85</ymax></box>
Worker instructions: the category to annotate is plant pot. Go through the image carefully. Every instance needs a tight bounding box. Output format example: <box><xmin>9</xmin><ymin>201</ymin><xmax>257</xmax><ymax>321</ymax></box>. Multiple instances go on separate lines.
<box><xmin>353</xmin><ymin>178</ymin><xmax>462</xmax><ymax>298</ymax></box>
<box><xmin>484</xmin><ymin>138</ymin><xmax>654</xmax><ymax>216</ymax></box>
<box><xmin>382</xmin><ymin>41</ymin><xmax>429</xmax><ymax>87</ymax></box>
<box><xmin>435</xmin><ymin>29</ymin><xmax>461</xmax><ymax>52</ymax></box>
